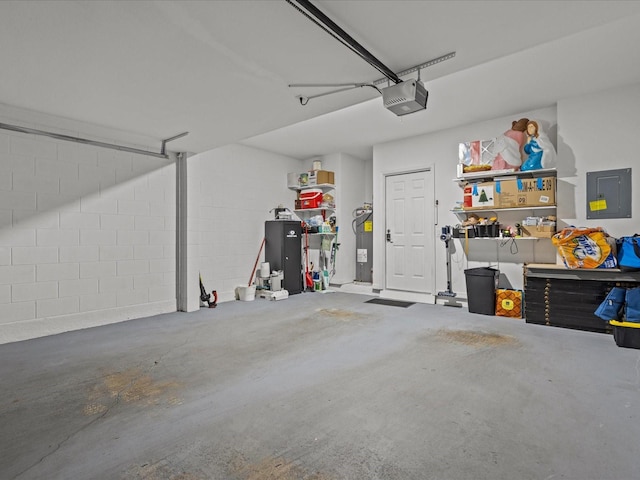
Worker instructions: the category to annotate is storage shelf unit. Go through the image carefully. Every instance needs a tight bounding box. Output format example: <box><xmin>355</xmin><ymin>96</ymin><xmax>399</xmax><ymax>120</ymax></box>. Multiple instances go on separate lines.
<box><xmin>451</xmin><ymin>205</ymin><xmax>556</xmax><ymax>215</ymax></box>
<box><xmin>289</xmin><ymin>173</ymin><xmax>337</xmax><ymax>279</ymax></box>
<box><xmin>292</xmin><ymin>184</ymin><xmax>336</xmax><ymax>217</ymax></box>
<box><xmin>294</xmin><ymin>207</ymin><xmax>335</xmax><ymax>215</ymax></box>
<box><xmin>288</xmin><ymin>183</ymin><xmax>335</xmax><ymax>191</ymax></box>
<box><xmin>452</xmin><ymin>168</ymin><xmax>557</xmax><ymax>242</ymax></box>
<box><xmin>454</xmin><ymin>236</ymin><xmax>541</xmax><ymax>241</ymax></box>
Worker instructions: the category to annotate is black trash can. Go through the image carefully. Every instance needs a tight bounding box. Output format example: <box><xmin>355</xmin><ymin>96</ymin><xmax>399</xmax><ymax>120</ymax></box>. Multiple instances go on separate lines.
<box><xmin>464</xmin><ymin>267</ymin><xmax>499</xmax><ymax>315</ymax></box>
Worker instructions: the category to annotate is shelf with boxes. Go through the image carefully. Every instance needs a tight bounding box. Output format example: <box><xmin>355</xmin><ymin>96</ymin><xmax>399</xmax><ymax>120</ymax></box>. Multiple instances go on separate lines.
<box><xmin>451</xmin><ymin>168</ymin><xmax>557</xmax><ymax>240</ymax></box>
<box><xmin>290</xmin><ymin>186</ymin><xmax>336</xmax><ymax>220</ymax></box>
<box><xmin>288</xmin><ymin>169</ymin><xmax>335</xmax><ymax>190</ymax></box>
<box><xmin>451</xmin><ymin>208</ymin><xmax>556</xmax><ymax>240</ymax></box>
<box><xmin>287</xmin><ymin>169</ymin><xmax>337</xmax><ymax>236</ymax></box>
<box><xmin>457</xmin><ymin>170</ymin><xmax>556</xmax><ymax>211</ymax></box>
<box><xmin>293</xmin><ymin>207</ymin><xmax>336</xmax><ymax>236</ymax></box>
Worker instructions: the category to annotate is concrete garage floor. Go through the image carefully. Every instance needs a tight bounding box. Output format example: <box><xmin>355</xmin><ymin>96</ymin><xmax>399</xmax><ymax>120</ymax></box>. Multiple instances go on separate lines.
<box><xmin>2</xmin><ymin>292</ymin><xmax>640</xmax><ymax>480</ymax></box>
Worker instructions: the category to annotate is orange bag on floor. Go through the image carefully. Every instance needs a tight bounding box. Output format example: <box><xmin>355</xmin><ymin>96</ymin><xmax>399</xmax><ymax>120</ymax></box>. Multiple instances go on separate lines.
<box><xmin>495</xmin><ymin>289</ymin><xmax>523</xmax><ymax>318</ymax></box>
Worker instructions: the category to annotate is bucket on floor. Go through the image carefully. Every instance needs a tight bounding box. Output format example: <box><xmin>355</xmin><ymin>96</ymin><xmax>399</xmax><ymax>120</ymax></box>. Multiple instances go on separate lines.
<box><xmin>236</xmin><ymin>285</ymin><xmax>256</xmax><ymax>301</ymax></box>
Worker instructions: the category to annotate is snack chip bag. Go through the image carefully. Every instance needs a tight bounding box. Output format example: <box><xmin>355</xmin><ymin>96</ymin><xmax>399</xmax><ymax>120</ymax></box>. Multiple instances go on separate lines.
<box><xmin>551</xmin><ymin>227</ymin><xmax>617</xmax><ymax>269</ymax></box>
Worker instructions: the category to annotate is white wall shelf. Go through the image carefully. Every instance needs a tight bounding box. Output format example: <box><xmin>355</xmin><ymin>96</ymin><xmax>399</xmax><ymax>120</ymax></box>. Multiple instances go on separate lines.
<box><xmin>451</xmin><ymin>205</ymin><xmax>556</xmax><ymax>215</ymax></box>
<box><xmin>294</xmin><ymin>207</ymin><xmax>335</xmax><ymax>215</ymax></box>
<box><xmin>454</xmin><ymin>236</ymin><xmax>543</xmax><ymax>241</ymax></box>
<box><xmin>453</xmin><ymin>168</ymin><xmax>557</xmax><ymax>184</ymax></box>
<box><xmin>289</xmin><ymin>183</ymin><xmax>335</xmax><ymax>191</ymax></box>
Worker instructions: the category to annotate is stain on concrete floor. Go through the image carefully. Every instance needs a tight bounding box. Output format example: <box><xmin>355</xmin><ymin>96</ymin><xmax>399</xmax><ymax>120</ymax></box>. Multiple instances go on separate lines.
<box><xmin>229</xmin><ymin>453</ymin><xmax>333</xmax><ymax>480</ymax></box>
<box><xmin>435</xmin><ymin>329</ymin><xmax>519</xmax><ymax>347</ymax></box>
<box><xmin>84</xmin><ymin>367</ymin><xmax>182</xmax><ymax>416</ymax></box>
<box><xmin>124</xmin><ymin>460</ymin><xmax>203</xmax><ymax>479</ymax></box>
<box><xmin>315</xmin><ymin>308</ymin><xmax>362</xmax><ymax>321</ymax></box>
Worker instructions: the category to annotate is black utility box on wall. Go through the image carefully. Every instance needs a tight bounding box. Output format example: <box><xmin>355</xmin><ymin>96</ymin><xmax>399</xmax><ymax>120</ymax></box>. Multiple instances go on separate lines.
<box><xmin>265</xmin><ymin>221</ymin><xmax>302</xmax><ymax>294</ymax></box>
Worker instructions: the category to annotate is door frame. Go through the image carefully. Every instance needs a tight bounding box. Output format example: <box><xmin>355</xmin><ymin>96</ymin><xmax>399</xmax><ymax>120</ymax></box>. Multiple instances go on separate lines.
<box><xmin>381</xmin><ymin>167</ymin><xmax>437</xmax><ymax>300</ymax></box>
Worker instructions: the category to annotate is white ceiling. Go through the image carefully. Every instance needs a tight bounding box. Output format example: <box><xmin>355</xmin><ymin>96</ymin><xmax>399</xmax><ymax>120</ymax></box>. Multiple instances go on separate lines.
<box><xmin>1</xmin><ymin>1</ymin><xmax>640</xmax><ymax>160</ymax></box>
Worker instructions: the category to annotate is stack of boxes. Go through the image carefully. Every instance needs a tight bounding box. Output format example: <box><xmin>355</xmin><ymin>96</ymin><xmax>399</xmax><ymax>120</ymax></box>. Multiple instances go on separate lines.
<box><xmin>463</xmin><ymin>176</ymin><xmax>556</xmax><ymax>211</ymax></box>
<box><xmin>462</xmin><ymin>176</ymin><xmax>556</xmax><ymax>237</ymax></box>
<box><xmin>301</xmin><ymin>170</ymin><xmax>334</xmax><ymax>187</ymax></box>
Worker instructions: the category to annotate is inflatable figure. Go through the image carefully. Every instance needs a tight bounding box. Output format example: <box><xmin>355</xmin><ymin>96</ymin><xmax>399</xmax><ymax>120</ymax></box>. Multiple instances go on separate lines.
<box><xmin>490</xmin><ymin>118</ymin><xmax>528</xmax><ymax>171</ymax></box>
<box><xmin>521</xmin><ymin>120</ymin><xmax>556</xmax><ymax>171</ymax></box>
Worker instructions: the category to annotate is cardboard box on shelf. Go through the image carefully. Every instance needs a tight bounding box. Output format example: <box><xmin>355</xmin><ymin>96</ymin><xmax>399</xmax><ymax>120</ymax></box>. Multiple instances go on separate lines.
<box><xmin>307</xmin><ymin>170</ymin><xmax>335</xmax><ymax>186</ymax></box>
<box><xmin>521</xmin><ymin>224</ymin><xmax>556</xmax><ymax>238</ymax></box>
<box><xmin>463</xmin><ymin>181</ymin><xmax>497</xmax><ymax>210</ymax></box>
<box><xmin>496</xmin><ymin>176</ymin><xmax>556</xmax><ymax>208</ymax></box>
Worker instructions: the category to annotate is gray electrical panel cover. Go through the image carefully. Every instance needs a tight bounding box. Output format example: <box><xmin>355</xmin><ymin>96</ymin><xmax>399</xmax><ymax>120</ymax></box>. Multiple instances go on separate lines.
<box><xmin>586</xmin><ymin>168</ymin><xmax>631</xmax><ymax>219</ymax></box>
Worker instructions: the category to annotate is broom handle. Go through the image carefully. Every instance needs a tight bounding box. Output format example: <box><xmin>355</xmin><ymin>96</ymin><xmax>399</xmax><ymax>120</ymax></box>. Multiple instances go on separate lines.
<box><xmin>249</xmin><ymin>237</ymin><xmax>266</xmax><ymax>287</ymax></box>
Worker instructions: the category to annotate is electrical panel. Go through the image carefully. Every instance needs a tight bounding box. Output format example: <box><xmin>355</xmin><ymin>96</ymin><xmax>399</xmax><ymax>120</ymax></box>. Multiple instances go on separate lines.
<box><xmin>586</xmin><ymin>168</ymin><xmax>631</xmax><ymax>219</ymax></box>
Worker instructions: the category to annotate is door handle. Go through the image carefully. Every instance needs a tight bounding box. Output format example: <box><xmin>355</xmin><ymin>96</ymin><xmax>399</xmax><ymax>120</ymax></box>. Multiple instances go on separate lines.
<box><xmin>386</xmin><ymin>229</ymin><xmax>393</xmax><ymax>243</ymax></box>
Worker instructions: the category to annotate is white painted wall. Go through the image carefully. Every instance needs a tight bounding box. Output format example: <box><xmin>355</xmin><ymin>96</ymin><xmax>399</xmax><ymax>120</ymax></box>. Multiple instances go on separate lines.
<box><xmin>373</xmin><ymin>106</ymin><xmax>558</xmax><ymax>297</ymax></box>
<box><xmin>556</xmin><ymin>82</ymin><xmax>640</xmax><ymax>237</ymax></box>
<box><xmin>315</xmin><ymin>153</ymin><xmax>369</xmax><ymax>285</ymax></box>
<box><xmin>185</xmin><ymin>144</ymin><xmax>303</xmax><ymax>310</ymax></box>
<box><xmin>371</xmin><ymin>82</ymin><xmax>640</xmax><ymax>299</ymax></box>
<box><xmin>2</xmin><ymin>78</ymin><xmax>636</xmax><ymax>344</ymax></box>
<box><xmin>364</xmin><ymin>157</ymin><xmax>373</xmax><ymax>204</ymax></box>
<box><xmin>0</xmin><ymin>106</ymin><xmax>177</xmax><ymax>343</ymax></box>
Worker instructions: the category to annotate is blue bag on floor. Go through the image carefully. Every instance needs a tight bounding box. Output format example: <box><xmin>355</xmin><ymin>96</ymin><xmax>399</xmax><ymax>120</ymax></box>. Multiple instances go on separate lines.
<box><xmin>594</xmin><ymin>287</ymin><xmax>626</xmax><ymax>321</ymax></box>
<box><xmin>617</xmin><ymin>235</ymin><xmax>640</xmax><ymax>271</ymax></box>
<box><xmin>625</xmin><ymin>287</ymin><xmax>640</xmax><ymax>323</ymax></box>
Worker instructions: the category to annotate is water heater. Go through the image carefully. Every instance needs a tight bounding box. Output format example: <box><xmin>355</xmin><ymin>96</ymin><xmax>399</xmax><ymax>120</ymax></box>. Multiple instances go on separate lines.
<box><xmin>354</xmin><ymin>206</ymin><xmax>373</xmax><ymax>283</ymax></box>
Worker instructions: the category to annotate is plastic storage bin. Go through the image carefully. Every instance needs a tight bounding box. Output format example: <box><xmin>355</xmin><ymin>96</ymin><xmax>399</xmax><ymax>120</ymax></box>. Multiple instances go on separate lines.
<box><xmin>464</xmin><ymin>267</ymin><xmax>499</xmax><ymax>315</ymax></box>
<box><xmin>609</xmin><ymin>320</ymin><xmax>640</xmax><ymax>349</ymax></box>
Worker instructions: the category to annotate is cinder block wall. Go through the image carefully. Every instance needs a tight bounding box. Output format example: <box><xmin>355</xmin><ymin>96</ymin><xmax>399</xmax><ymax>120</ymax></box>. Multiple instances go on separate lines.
<box><xmin>0</xmin><ymin>122</ymin><xmax>177</xmax><ymax>343</ymax></box>
<box><xmin>186</xmin><ymin>144</ymin><xmax>304</xmax><ymax>310</ymax></box>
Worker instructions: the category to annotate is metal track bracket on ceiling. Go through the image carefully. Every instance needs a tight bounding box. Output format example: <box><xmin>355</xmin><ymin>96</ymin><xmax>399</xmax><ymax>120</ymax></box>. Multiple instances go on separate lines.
<box><xmin>288</xmin><ymin>51</ymin><xmax>456</xmax><ymax>105</ymax></box>
<box><xmin>286</xmin><ymin>0</ymin><xmax>456</xmax><ymax>105</ymax></box>
<box><xmin>287</xmin><ymin>0</ymin><xmax>401</xmax><ymax>84</ymax></box>
<box><xmin>372</xmin><ymin>52</ymin><xmax>456</xmax><ymax>86</ymax></box>
<box><xmin>0</xmin><ymin>122</ymin><xmax>188</xmax><ymax>159</ymax></box>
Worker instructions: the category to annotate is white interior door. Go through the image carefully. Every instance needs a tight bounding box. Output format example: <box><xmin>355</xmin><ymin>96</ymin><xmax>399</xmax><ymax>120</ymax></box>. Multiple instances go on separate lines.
<box><xmin>385</xmin><ymin>170</ymin><xmax>434</xmax><ymax>293</ymax></box>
